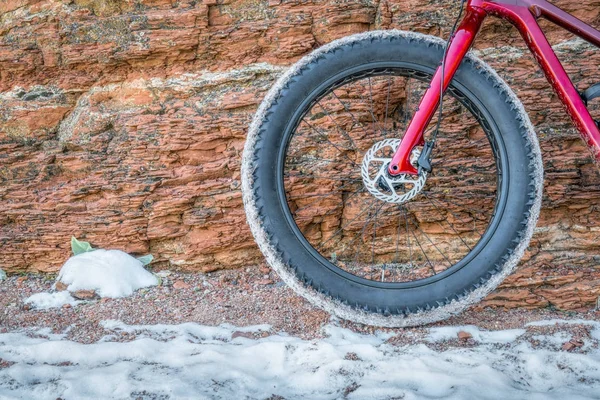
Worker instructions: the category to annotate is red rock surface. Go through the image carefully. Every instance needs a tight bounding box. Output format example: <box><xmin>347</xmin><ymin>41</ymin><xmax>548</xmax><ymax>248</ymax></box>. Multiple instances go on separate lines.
<box><xmin>2</xmin><ymin>0</ymin><xmax>600</xmax><ymax>310</ymax></box>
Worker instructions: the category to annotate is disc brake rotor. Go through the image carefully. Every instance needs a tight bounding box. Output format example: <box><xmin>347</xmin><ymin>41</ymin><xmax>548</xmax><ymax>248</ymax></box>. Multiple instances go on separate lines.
<box><xmin>361</xmin><ymin>139</ymin><xmax>427</xmax><ymax>204</ymax></box>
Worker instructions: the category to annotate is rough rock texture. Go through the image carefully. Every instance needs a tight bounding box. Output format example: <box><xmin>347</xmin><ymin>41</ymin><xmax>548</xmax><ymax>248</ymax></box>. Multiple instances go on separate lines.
<box><xmin>1</xmin><ymin>0</ymin><xmax>600</xmax><ymax>310</ymax></box>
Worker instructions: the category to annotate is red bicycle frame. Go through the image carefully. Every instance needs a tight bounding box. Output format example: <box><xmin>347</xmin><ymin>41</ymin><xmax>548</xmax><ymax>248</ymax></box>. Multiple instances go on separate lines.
<box><xmin>389</xmin><ymin>0</ymin><xmax>600</xmax><ymax>176</ymax></box>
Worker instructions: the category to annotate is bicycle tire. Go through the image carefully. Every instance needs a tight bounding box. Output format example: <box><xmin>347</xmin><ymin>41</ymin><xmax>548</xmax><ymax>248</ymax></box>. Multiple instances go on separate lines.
<box><xmin>242</xmin><ymin>30</ymin><xmax>543</xmax><ymax>327</ymax></box>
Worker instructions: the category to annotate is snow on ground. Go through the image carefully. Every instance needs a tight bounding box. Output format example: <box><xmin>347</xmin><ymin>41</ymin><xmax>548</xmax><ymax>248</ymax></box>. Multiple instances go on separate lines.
<box><xmin>57</xmin><ymin>249</ymin><xmax>158</xmax><ymax>297</ymax></box>
<box><xmin>1</xmin><ymin>320</ymin><xmax>600</xmax><ymax>400</ymax></box>
<box><xmin>23</xmin><ymin>250</ymin><xmax>158</xmax><ymax>309</ymax></box>
<box><xmin>426</xmin><ymin>325</ymin><xmax>526</xmax><ymax>343</ymax></box>
<box><xmin>24</xmin><ymin>291</ymin><xmax>81</xmax><ymax>310</ymax></box>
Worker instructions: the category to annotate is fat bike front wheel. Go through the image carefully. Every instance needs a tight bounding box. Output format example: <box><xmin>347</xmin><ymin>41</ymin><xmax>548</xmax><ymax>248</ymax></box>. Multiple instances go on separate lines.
<box><xmin>242</xmin><ymin>31</ymin><xmax>543</xmax><ymax>327</ymax></box>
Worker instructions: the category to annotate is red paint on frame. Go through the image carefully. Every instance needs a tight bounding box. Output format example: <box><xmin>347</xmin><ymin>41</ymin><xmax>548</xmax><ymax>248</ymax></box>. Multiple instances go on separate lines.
<box><xmin>389</xmin><ymin>0</ymin><xmax>600</xmax><ymax>176</ymax></box>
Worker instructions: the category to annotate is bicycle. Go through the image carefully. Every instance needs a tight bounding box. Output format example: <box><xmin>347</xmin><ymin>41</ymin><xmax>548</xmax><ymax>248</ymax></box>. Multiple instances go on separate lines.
<box><xmin>241</xmin><ymin>0</ymin><xmax>600</xmax><ymax>327</ymax></box>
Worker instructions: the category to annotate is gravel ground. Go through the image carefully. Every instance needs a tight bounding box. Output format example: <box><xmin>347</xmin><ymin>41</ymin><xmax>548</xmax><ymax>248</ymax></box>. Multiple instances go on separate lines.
<box><xmin>1</xmin><ymin>267</ymin><xmax>599</xmax><ymax>348</ymax></box>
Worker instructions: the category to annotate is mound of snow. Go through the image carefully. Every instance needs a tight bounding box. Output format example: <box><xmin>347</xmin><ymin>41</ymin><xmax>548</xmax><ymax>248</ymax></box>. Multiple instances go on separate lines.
<box><xmin>57</xmin><ymin>249</ymin><xmax>158</xmax><ymax>298</ymax></box>
<box><xmin>24</xmin><ymin>291</ymin><xmax>80</xmax><ymax>310</ymax></box>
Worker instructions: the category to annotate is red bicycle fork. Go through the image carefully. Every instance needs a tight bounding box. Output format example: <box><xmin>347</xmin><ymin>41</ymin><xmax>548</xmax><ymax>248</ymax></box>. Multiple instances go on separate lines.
<box><xmin>389</xmin><ymin>0</ymin><xmax>600</xmax><ymax>176</ymax></box>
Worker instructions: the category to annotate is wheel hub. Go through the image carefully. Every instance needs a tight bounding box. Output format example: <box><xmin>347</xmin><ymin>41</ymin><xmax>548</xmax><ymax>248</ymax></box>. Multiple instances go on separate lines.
<box><xmin>361</xmin><ymin>139</ymin><xmax>427</xmax><ymax>204</ymax></box>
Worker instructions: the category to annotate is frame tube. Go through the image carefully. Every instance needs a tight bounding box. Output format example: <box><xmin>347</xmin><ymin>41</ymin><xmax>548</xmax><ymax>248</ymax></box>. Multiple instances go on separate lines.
<box><xmin>528</xmin><ymin>0</ymin><xmax>600</xmax><ymax>48</ymax></box>
<box><xmin>481</xmin><ymin>0</ymin><xmax>600</xmax><ymax>158</ymax></box>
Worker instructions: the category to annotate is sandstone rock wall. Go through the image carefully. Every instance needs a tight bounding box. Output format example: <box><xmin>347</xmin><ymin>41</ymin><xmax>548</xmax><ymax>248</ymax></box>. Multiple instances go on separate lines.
<box><xmin>1</xmin><ymin>0</ymin><xmax>600</xmax><ymax>310</ymax></box>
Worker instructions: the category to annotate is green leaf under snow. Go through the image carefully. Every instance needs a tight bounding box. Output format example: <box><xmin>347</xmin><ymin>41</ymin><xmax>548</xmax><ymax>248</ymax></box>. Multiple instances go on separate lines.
<box><xmin>71</xmin><ymin>236</ymin><xmax>93</xmax><ymax>255</ymax></box>
<box><xmin>137</xmin><ymin>254</ymin><xmax>154</xmax><ymax>266</ymax></box>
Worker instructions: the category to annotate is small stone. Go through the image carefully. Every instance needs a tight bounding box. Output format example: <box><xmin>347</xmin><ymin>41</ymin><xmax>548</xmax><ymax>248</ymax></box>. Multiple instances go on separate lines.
<box><xmin>562</xmin><ymin>341</ymin><xmax>576</xmax><ymax>351</ymax></box>
<box><xmin>562</xmin><ymin>338</ymin><xmax>585</xmax><ymax>351</ymax></box>
<box><xmin>72</xmin><ymin>290</ymin><xmax>99</xmax><ymax>300</ymax></box>
<box><xmin>257</xmin><ymin>279</ymin><xmax>274</xmax><ymax>285</ymax></box>
<box><xmin>55</xmin><ymin>281</ymin><xmax>68</xmax><ymax>291</ymax></box>
<box><xmin>231</xmin><ymin>331</ymin><xmax>254</xmax><ymax>340</ymax></box>
<box><xmin>570</xmin><ymin>339</ymin><xmax>584</xmax><ymax>348</ymax></box>
<box><xmin>259</xmin><ymin>266</ymin><xmax>271</xmax><ymax>274</ymax></box>
<box><xmin>156</xmin><ymin>270</ymin><xmax>172</xmax><ymax>278</ymax></box>
<box><xmin>458</xmin><ymin>331</ymin><xmax>473</xmax><ymax>341</ymax></box>
<box><xmin>62</xmin><ymin>303</ymin><xmax>72</xmax><ymax>309</ymax></box>
<box><xmin>173</xmin><ymin>280</ymin><xmax>191</xmax><ymax>290</ymax></box>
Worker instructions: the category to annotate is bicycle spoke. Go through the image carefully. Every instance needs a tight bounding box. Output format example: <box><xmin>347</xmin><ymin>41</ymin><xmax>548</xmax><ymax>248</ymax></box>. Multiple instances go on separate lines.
<box><xmin>422</xmin><ymin>191</ymin><xmax>472</xmax><ymax>251</ymax></box>
<box><xmin>423</xmin><ymin>194</ymin><xmax>485</xmax><ymax>236</ymax></box>
<box><xmin>395</xmin><ymin>207</ymin><xmax>401</xmax><ymax>264</ymax></box>
<box><xmin>401</xmin><ymin>205</ymin><xmax>414</xmax><ymax>270</ymax></box>
<box><xmin>368</xmin><ymin>77</ymin><xmax>384</xmax><ymax>133</ymax></box>
<box><xmin>300</xmin><ymin>118</ymin><xmax>360</xmax><ymax>169</ymax></box>
<box><xmin>288</xmin><ymin>156</ymin><xmax>353</xmax><ymax>165</ymax></box>
<box><xmin>407</xmin><ymin>217</ymin><xmax>437</xmax><ymax>276</ymax></box>
<box><xmin>384</xmin><ymin>75</ymin><xmax>393</xmax><ymax>133</ymax></box>
<box><xmin>288</xmin><ymin>182</ymin><xmax>362</xmax><ymax>202</ymax></box>
<box><xmin>285</xmin><ymin>171</ymin><xmax>362</xmax><ymax>183</ymax></box>
<box><xmin>291</xmin><ymin>188</ymin><xmax>365</xmax><ymax>217</ymax></box>
<box><xmin>291</xmin><ymin>175</ymin><xmax>359</xmax><ymax>183</ymax></box>
<box><xmin>352</xmin><ymin>78</ymin><xmax>383</xmax><ymax>134</ymax></box>
<box><xmin>350</xmin><ymin>202</ymin><xmax>388</xmax><ymax>265</ymax></box>
<box><xmin>421</xmin><ymin>191</ymin><xmax>491</xmax><ymax>223</ymax></box>
<box><xmin>315</xmin><ymin>100</ymin><xmax>359</xmax><ymax>150</ymax></box>
<box><xmin>371</xmin><ymin>205</ymin><xmax>381</xmax><ymax>264</ymax></box>
<box><xmin>330</xmin><ymin>90</ymin><xmax>371</xmax><ymax>138</ymax></box>
<box><xmin>432</xmin><ymin>164</ymin><xmax>495</xmax><ymax>172</ymax></box>
<box><xmin>408</xmin><ymin>214</ymin><xmax>453</xmax><ymax>269</ymax></box>
<box><xmin>403</xmin><ymin>77</ymin><xmax>413</xmax><ymax>125</ymax></box>
<box><xmin>317</xmin><ymin>197</ymin><xmax>382</xmax><ymax>250</ymax></box>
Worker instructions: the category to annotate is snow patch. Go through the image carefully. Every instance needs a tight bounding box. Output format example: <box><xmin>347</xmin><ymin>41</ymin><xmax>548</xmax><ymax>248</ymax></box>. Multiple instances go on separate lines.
<box><xmin>2</xmin><ymin>321</ymin><xmax>600</xmax><ymax>399</ymax></box>
<box><xmin>100</xmin><ymin>320</ymin><xmax>271</xmax><ymax>342</ymax></box>
<box><xmin>526</xmin><ymin>319</ymin><xmax>600</xmax><ymax>327</ymax></box>
<box><xmin>321</xmin><ymin>324</ymin><xmax>393</xmax><ymax>346</ymax></box>
<box><xmin>527</xmin><ymin>320</ymin><xmax>600</xmax><ymax>347</ymax></box>
<box><xmin>57</xmin><ymin>249</ymin><xmax>158</xmax><ymax>298</ymax></box>
<box><xmin>427</xmin><ymin>325</ymin><xmax>526</xmax><ymax>344</ymax></box>
<box><xmin>24</xmin><ymin>291</ymin><xmax>80</xmax><ymax>310</ymax></box>
<box><xmin>592</xmin><ymin>328</ymin><xmax>600</xmax><ymax>342</ymax></box>
<box><xmin>531</xmin><ymin>332</ymin><xmax>572</xmax><ymax>347</ymax></box>
<box><xmin>0</xmin><ymin>268</ymin><xmax>6</xmax><ymax>281</ymax></box>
